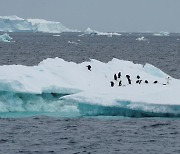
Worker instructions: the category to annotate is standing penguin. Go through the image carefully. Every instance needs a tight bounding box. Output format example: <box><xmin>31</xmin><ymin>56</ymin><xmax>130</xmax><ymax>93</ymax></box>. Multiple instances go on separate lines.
<box><xmin>110</xmin><ymin>81</ymin><xmax>114</xmax><ymax>87</ymax></box>
<box><xmin>119</xmin><ymin>80</ymin><xmax>122</xmax><ymax>86</ymax></box>
<box><xmin>126</xmin><ymin>75</ymin><xmax>131</xmax><ymax>84</ymax></box>
<box><xmin>118</xmin><ymin>72</ymin><xmax>121</xmax><ymax>78</ymax></box>
<box><xmin>139</xmin><ymin>80</ymin><xmax>142</xmax><ymax>84</ymax></box>
<box><xmin>86</xmin><ymin>65</ymin><xmax>91</xmax><ymax>71</ymax></box>
<box><xmin>114</xmin><ymin>74</ymin><xmax>117</xmax><ymax>81</ymax></box>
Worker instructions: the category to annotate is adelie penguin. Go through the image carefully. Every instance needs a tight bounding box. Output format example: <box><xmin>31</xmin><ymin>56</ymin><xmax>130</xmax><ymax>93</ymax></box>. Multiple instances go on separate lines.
<box><xmin>153</xmin><ymin>81</ymin><xmax>158</xmax><ymax>84</ymax></box>
<box><xmin>114</xmin><ymin>74</ymin><xmax>117</xmax><ymax>81</ymax></box>
<box><xmin>126</xmin><ymin>75</ymin><xmax>130</xmax><ymax>79</ymax></box>
<box><xmin>136</xmin><ymin>80</ymin><xmax>142</xmax><ymax>84</ymax></box>
<box><xmin>137</xmin><ymin>75</ymin><xmax>140</xmax><ymax>79</ymax></box>
<box><xmin>126</xmin><ymin>75</ymin><xmax>131</xmax><ymax>84</ymax></box>
<box><xmin>86</xmin><ymin>65</ymin><xmax>91</xmax><ymax>71</ymax></box>
<box><xmin>119</xmin><ymin>80</ymin><xmax>122</xmax><ymax>86</ymax></box>
<box><xmin>128</xmin><ymin>79</ymin><xmax>132</xmax><ymax>84</ymax></box>
<box><xmin>118</xmin><ymin>72</ymin><xmax>121</xmax><ymax>78</ymax></box>
<box><xmin>110</xmin><ymin>81</ymin><xmax>114</xmax><ymax>87</ymax></box>
<box><xmin>138</xmin><ymin>80</ymin><xmax>142</xmax><ymax>84</ymax></box>
<box><xmin>145</xmin><ymin>80</ymin><xmax>149</xmax><ymax>84</ymax></box>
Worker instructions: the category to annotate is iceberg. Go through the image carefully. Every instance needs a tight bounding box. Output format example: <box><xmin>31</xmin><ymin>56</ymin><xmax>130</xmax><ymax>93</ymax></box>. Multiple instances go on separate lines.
<box><xmin>153</xmin><ymin>31</ymin><xmax>170</xmax><ymax>36</ymax></box>
<box><xmin>0</xmin><ymin>15</ymin><xmax>77</xmax><ymax>33</ymax></box>
<box><xmin>0</xmin><ymin>58</ymin><xmax>179</xmax><ymax>117</ymax></box>
<box><xmin>85</xmin><ymin>28</ymin><xmax>121</xmax><ymax>37</ymax></box>
<box><xmin>27</xmin><ymin>19</ymin><xmax>76</xmax><ymax>33</ymax></box>
<box><xmin>0</xmin><ymin>33</ymin><xmax>13</xmax><ymax>42</ymax></box>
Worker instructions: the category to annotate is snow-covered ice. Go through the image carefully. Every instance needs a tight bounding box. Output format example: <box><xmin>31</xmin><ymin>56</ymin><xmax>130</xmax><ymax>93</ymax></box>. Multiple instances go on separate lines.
<box><xmin>85</xmin><ymin>28</ymin><xmax>121</xmax><ymax>37</ymax></box>
<box><xmin>136</xmin><ymin>36</ymin><xmax>147</xmax><ymax>41</ymax></box>
<box><xmin>53</xmin><ymin>34</ymin><xmax>60</xmax><ymax>37</ymax></box>
<box><xmin>0</xmin><ymin>58</ymin><xmax>179</xmax><ymax>117</ymax></box>
<box><xmin>68</xmin><ymin>41</ymin><xmax>79</xmax><ymax>45</ymax></box>
<box><xmin>153</xmin><ymin>31</ymin><xmax>170</xmax><ymax>36</ymax></box>
<box><xmin>0</xmin><ymin>33</ymin><xmax>13</xmax><ymax>42</ymax></box>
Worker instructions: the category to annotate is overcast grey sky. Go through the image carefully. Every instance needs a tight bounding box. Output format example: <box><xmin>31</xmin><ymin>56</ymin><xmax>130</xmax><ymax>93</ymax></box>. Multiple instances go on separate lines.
<box><xmin>0</xmin><ymin>0</ymin><xmax>180</xmax><ymax>32</ymax></box>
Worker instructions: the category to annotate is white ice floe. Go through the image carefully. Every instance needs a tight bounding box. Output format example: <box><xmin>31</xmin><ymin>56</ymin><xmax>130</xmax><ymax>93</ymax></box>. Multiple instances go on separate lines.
<box><xmin>68</xmin><ymin>41</ymin><xmax>79</xmax><ymax>45</ymax></box>
<box><xmin>0</xmin><ymin>15</ymin><xmax>77</xmax><ymax>33</ymax></box>
<box><xmin>85</xmin><ymin>28</ymin><xmax>121</xmax><ymax>37</ymax></box>
<box><xmin>0</xmin><ymin>58</ymin><xmax>179</xmax><ymax>116</ymax></box>
<box><xmin>153</xmin><ymin>31</ymin><xmax>170</xmax><ymax>36</ymax></box>
<box><xmin>0</xmin><ymin>33</ymin><xmax>13</xmax><ymax>42</ymax></box>
<box><xmin>53</xmin><ymin>34</ymin><xmax>60</xmax><ymax>37</ymax></box>
<box><xmin>136</xmin><ymin>36</ymin><xmax>147</xmax><ymax>41</ymax></box>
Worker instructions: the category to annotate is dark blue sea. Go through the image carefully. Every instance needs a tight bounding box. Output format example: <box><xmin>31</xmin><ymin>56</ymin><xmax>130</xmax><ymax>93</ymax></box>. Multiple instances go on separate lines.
<box><xmin>0</xmin><ymin>32</ymin><xmax>180</xmax><ymax>153</ymax></box>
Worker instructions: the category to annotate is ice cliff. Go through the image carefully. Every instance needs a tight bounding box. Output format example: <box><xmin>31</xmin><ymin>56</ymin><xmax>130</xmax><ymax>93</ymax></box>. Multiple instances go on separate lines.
<box><xmin>0</xmin><ymin>15</ymin><xmax>76</xmax><ymax>33</ymax></box>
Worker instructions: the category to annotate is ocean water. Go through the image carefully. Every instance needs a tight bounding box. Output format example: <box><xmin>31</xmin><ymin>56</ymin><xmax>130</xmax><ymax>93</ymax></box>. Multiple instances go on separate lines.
<box><xmin>0</xmin><ymin>32</ymin><xmax>180</xmax><ymax>153</ymax></box>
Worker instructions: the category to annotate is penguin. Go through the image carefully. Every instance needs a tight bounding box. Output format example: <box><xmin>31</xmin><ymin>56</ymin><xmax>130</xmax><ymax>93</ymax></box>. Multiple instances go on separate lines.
<box><xmin>139</xmin><ymin>80</ymin><xmax>142</xmax><ymax>84</ymax></box>
<box><xmin>86</xmin><ymin>65</ymin><xmax>91</xmax><ymax>71</ymax></box>
<box><xmin>136</xmin><ymin>80</ymin><xmax>139</xmax><ymax>84</ymax></box>
<box><xmin>127</xmin><ymin>78</ymin><xmax>131</xmax><ymax>84</ymax></box>
<box><xmin>118</xmin><ymin>72</ymin><xmax>121</xmax><ymax>78</ymax></box>
<box><xmin>137</xmin><ymin>75</ymin><xmax>140</xmax><ymax>79</ymax></box>
<box><xmin>126</xmin><ymin>75</ymin><xmax>130</xmax><ymax>79</ymax></box>
<box><xmin>119</xmin><ymin>80</ymin><xmax>122</xmax><ymax>86</ymax></box>
<box><xmin>154</xmin><ymin>81</ymin><xmax>158</xmax><ymax>84</ymax></box>
<box><xmin>126</xmin><ymin>75</ymin><xmax>131</xmax><ymax>84</ymax></box>
<box><xmin>145</xmin><ymin>80</ymin><xmax>148</xmax><ymax>84</ymax></box>
<box><xmin>110</xmin><ymin>81</ymin><xmax>114</xmax><ymax>87</ymax></box>
<box><xmin>114</xmin><ymin>74</ymin><xmax>117</xmax><ymax>81</ymax></box>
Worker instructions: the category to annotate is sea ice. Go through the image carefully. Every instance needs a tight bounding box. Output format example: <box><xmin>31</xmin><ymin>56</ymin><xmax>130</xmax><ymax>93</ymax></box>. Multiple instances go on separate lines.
<box><xmin>136</xmin><ymin>36</ymin><xmax>147</xmax><ymax>41</ymax></box>
<box><xmin>85</xmin><ymin>28</ymin><xmax>121</xmax><ymax>37</ymax></box>
<box><xmin>0</xmin><ymin>58</ymin><xmax>179</xmax><ymax>116</ymax></box>
<box><xmin>0</xmin><ymin>33</ymin><xmax>13</xmax><ymax>42</ymax></box>
<box><xmin>153</xmin><ymin>31</ymin><xmax>170</xmax><ymax>36</ymax></box>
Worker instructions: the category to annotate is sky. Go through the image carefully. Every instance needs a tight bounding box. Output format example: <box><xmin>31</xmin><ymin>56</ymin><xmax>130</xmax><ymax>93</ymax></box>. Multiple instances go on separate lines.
<box><xmin>0</xmin><ymin>0</ymin><xmax>180</xmax><ymax>32</ymax></box>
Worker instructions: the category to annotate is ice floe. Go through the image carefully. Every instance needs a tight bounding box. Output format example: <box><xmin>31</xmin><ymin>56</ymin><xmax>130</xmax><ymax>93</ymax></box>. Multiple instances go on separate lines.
<box><xmin>0</xmin><ymin>33</ymin><xmax>13</xmax><ymax>42</ymax></box>
<box><xmin>0</xmin><ymin>58</ymin><xmax>179</xmax><ymax>117</ymax></box>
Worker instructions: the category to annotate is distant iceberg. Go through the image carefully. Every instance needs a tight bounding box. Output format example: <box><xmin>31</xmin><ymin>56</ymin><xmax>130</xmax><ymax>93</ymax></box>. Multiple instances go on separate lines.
<box><xmin>0</xmin><ymin>15</ymin><xmax>77</xmax><ymax>33</ymax></box>
<box><xmin>0</xmin><ymin>58</ymin><xmax>179</xmax><ymax>117</ymax></box>
<box><xmin>27</xmin><ymin>19</ymin><xmax>76</xmax><ymax>33</ymax></box>
<box><xmin>153</xmin><ymin>31</ymin><xmax>170</xmax><ymax>36</ymax></box>
<box><xmin>0</xmin><ymin>33</ymin><xmax>13</xmax><ymax>42</ymax></box>
<box><xmin>85</xmin><ymin>28</ymin><xmax>121</xmax><ymax>37</ymax></box>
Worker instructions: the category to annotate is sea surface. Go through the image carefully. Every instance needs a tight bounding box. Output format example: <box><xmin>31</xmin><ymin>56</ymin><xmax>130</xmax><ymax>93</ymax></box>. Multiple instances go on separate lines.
<box><xmin>0</xmin><ymin>32</ymin><xmax>180</xmax><ymax>153</ymax></box>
